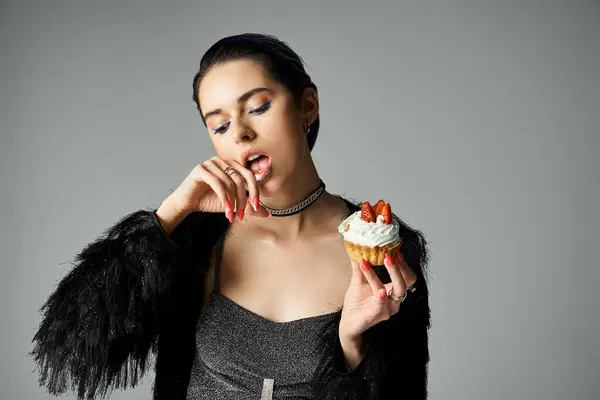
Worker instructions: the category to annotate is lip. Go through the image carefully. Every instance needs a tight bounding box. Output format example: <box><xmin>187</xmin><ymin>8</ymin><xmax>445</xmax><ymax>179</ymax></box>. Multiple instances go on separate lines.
<box><xmin>241</xmin><ymin>149</ymin><xmax>271</xmax><ymax>168</ymax></box>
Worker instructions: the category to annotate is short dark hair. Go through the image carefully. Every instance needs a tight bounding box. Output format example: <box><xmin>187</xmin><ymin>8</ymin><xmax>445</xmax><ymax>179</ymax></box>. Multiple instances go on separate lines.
<box><xmin>192</xmin><ymin>33</ymin><xmax>320</xmax><ymax>151</ymax></box>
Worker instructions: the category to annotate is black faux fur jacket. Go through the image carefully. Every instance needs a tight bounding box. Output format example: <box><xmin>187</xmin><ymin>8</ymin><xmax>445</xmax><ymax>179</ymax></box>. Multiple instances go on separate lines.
<box><xmin>31</xmin><ymin>196</ymin><xmax>431</xmax><ymax>399</ymax></box>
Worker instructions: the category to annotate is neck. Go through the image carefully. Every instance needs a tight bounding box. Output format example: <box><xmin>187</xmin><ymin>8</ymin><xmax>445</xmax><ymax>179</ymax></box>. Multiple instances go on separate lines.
<box><xmin>261</xmin><ymin>159</ymin><xmax>321</xmax><ymax>208</ymax></box>
<box><xmin>244</xmin><ymin>164</ymin><xmax>346</xmax><ymax>240</ymax></box>
<box><xmin>252</xmin><ymin>191</ymin><xmax>342</xmax><ymax>241</ymax></box>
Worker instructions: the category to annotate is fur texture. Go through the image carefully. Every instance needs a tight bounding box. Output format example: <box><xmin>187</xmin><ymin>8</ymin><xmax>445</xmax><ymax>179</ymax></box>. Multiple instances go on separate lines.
<box><xmin>31</xmin><ymin>196</ymin><xmax>430</xmax><ymax>399</ymax></box>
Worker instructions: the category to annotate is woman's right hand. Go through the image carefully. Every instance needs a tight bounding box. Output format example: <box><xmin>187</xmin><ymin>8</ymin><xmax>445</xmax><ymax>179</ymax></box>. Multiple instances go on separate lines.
<box><xmin>169</xmin><ymin>157</ymin><xmax>271</xmax><ymax>222</ymax></box>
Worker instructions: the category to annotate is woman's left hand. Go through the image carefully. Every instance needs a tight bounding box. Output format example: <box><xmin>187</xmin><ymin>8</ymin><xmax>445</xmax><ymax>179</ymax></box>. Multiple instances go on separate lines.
<box><xmin>339</xmin><ymin>252</ymin><xmax>417</xmax><ymax>342</ymax></box>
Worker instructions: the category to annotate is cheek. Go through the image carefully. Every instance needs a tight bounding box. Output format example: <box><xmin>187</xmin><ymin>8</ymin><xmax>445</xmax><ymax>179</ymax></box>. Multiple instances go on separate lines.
<box><xmin>264</xmin><ymin>123</ymin><xmax>303</xmax><ymax>153</ymax></box>
<box><xmin>216</xmin><ymin>146</ymin><xmax>236</xmax><ymax>161</ymax></box>
<box><xmin>265</xmin><ymin>100</ymin><xmax>300</xmax><ymax>130</ymax></box>
<box><xmin>263</xmin><ymin>109</ymin><xmax>303</xmax><ymax>144</ymax></box>
<box><xmin>209</xmin><ymin>137</ymin><xmax>235</xmax><ymax>159</ymax></box>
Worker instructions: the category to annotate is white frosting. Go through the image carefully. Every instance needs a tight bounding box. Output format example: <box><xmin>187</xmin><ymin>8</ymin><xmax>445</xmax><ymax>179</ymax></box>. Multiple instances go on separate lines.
<box><xmin>338</xmin><ymin>211</ymin><xmax>400</xmax><ymax>246</ymax></box>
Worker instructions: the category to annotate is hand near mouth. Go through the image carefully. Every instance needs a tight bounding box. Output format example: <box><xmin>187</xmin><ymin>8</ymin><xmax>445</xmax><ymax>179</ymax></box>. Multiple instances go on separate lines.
<box><xmin>169</xmin><ymin>156</ymin><xmax>272</xmax><ymax>223</ymax></box>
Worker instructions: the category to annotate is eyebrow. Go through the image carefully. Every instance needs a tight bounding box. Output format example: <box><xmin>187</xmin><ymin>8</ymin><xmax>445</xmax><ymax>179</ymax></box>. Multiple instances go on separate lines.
<box><xmin>203</xmin><ymin>87</ymin><xmax>274</xmax><ymax>120</ymax></box>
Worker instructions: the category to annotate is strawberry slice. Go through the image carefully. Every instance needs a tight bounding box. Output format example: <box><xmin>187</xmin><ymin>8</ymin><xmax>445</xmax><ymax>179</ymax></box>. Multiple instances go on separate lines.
<box><xmin>373</xmin><ymin>199</ymin><xmax>385</xmax><ymax>216</ymax></box>
<box><xmin>360</xmin><ymin>201</ymin><xmax>376</xmax><ymax>222</ymax></box>
<box><xmin>381</xmin><ymin>203</ymin><xmax>392</xmax><ymax>224</ymax></box>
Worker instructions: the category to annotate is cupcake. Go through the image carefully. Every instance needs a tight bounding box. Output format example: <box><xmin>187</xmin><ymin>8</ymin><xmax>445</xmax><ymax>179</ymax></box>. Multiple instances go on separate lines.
<box><xmin>338</xmin><ymin>200</ymin><xmax>402</xmax><ymax>265</ymax></box>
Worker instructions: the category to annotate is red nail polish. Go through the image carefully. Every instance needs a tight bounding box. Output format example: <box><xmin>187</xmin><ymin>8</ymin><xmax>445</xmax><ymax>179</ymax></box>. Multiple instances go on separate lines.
<box><xmin>396</xmin><ymin>252</ymin><xmax>404</xmax><ymax>262</ymax></box>
<box><xmin>253</xmin><ymin>196</ymin><xmax>259</xmax><ymax>211</ymax></box>
<box><xmin>361</xmin><ymin>259</ymin><xmax>370</xmax><ymax>271</ymax></box>
<box><xmin>227</xmin><ymin>210</ymin><xmax>234</xmax><ymax>223</ymax></box>
<box><xmin>237</xmin><ymin>208</ymin><xmax>244</xmax><ymax>221</ymax></box>
<box><xmin>385</xmin><ymin>253</ymin><xmax>394</xmax><ymax>265</ymax></box>
<box><xmin>225</xmin><ymin>199</ymin><xmax>232</xmax><ymax>210</ymax></box>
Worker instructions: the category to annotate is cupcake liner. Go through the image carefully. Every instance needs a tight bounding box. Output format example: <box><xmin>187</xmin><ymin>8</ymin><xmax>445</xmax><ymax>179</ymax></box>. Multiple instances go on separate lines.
<box><xmin>343</xmin><ymin>239</ymin><xmax>402</xmax><ymax>265</ymax></box>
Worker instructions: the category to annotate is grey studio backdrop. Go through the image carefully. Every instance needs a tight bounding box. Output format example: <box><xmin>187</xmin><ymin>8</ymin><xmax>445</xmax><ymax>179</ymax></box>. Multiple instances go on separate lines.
<box><xmin>1</xmin><ymin>1</ymin><xmax>598</xmax><ymax>399</ymax></box>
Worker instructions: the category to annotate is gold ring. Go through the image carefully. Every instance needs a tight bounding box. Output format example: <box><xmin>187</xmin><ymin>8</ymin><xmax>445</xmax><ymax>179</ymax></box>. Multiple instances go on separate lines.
<box><xmin>223</xmin><ymin>167</ymin><xmax>238</xmax><ymax>176</ymax></box>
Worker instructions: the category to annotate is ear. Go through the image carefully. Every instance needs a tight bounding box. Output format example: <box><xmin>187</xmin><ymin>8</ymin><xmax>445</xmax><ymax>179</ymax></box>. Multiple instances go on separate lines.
<box><xmin>300</xmin><ymin>87</ymin><xmax>319</xmax><ymax>125</ymax></box>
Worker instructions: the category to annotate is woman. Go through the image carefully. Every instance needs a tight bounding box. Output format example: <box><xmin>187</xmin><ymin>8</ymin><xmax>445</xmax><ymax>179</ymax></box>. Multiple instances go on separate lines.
<box><xmin>31</xmin><ymin>33</ymin><xmax>431</xmax><ymax>400</ymax></box>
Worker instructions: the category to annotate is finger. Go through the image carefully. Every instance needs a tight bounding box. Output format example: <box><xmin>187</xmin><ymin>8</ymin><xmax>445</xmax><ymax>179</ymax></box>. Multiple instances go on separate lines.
<box><xmin>229</xmin><ymin>165</ymin><xmax>269</xmax><ymax>219</ymax></box>
<box><xmin>228</xmin><ymin>160</ymin><xmax>261</xmax><ymax>214</ymax></box>
<box><xmin>359</xmin><ymin>259</ymin><xmax>386</xmax><ymax>298</ymax></box>
<box><xmin>395</xmin><ymin>252</ymin><xmax>418</xmax><ymax>288</ymax></box>
<box><xmin>384</xmin><ymin>252</ymin><xmax>407</xmax><ymax>302</ymax></box>
<box><xmin>210</xmin><ymin>159</ymin><xmax>270</xmax><ymax>219</ymax></box>
<box><xmin>201</xmin><ymin>159</ymin><xmax>236</xmax><ymax>220</ymax></box>
<box><xmin>192</xmin><ymin>164</ymin><xmax>233</xmax><ymax>219</ymax></box>
<box><xmin>350</xmin><ymin>259</ymin><xmax>367</xmax><ymax>283</ymax></box>
<box><xmin>228</xmin><ymin>168</ymin><xmax>247</xmax><ymax>220</ymax></box>
<box><xmin>211</xmin><ymin>159</ymin><xmax>247</xmax><ymax>221</ymax></box>
<box><xmin>205</xmin><ymin>158</ymin><xmax>240</xmax><ymax>209</ymax></box>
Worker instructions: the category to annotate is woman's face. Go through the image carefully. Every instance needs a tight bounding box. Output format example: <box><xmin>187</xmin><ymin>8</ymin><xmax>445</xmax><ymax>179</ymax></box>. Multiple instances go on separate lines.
<box><xmin>197</xmin><ymin>59</ymin><xmax>318</xmax><ymax>194</ymax></box>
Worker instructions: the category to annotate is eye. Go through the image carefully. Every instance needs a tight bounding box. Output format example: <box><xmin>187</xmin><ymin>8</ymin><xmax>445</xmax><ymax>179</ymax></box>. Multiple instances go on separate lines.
<box><xmin>213</xmin><ymin>121</ymin><xmax>230</xmax><ymax>135</ymax></box>
<box><xmin>249</xmin><ymin>100</ymin><xmax>271</xmax><ymax>115</ymax></box>
<box><xmin>212</xmin><ymin>101</ymin><xmax>271</xmax><ymax>135</ymax></box>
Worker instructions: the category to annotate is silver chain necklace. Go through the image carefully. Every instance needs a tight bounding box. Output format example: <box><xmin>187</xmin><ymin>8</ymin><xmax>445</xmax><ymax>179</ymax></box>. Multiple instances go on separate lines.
<box><xmin>260</xmin><ymin>180</ymin><xmax>326</xmax><ymax>217</ymax></box>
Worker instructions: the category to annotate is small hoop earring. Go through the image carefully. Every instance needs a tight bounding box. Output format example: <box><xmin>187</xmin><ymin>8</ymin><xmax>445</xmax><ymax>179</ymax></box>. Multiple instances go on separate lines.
<box><xmin>303</xmin><ymin>121</ymin><xmax>311</xmax><ymax>134</ymax></box>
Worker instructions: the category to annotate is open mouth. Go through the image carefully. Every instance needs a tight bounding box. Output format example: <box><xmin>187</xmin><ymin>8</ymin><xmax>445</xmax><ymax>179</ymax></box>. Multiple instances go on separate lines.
<box><xmin>244</xmin><ymin>152</ymin><xmax>272</xmax><ymax>182</ymax></box>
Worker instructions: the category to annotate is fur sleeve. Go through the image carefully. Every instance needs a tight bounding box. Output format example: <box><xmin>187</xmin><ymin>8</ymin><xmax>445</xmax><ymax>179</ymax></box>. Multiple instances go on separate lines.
<box><xmin>313</xmin><ymin>212</ymin><xmax>432</xmax><ymax>400</ymax></box>
<box><xmin>30</xmin><ymin>209</ymin><xmax>201</xmax><ymax>400</ymax></box>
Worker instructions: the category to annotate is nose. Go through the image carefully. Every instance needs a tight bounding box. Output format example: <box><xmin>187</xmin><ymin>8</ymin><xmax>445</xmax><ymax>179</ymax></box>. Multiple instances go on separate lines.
<box><xmin>232</xmin><ymin>120</ymin><xmax>256</xmax><ymax>143</ymax></box>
